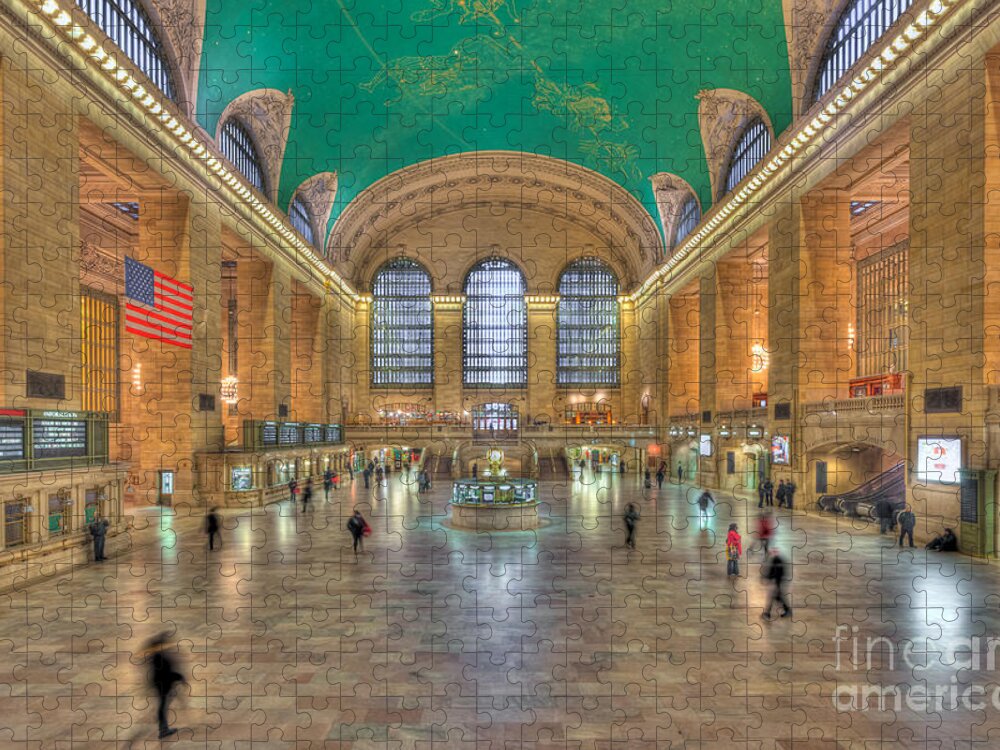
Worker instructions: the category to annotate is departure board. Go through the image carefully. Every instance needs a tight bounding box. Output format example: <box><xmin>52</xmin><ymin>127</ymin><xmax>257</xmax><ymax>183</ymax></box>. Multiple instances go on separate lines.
<box><xmin>261</xmin><ymin>422</ymin><xmax>278</xmax><ymax>445</ymax></box>
<box><xmin>34</xmin><ymin>419</ymin><xmax>88</xmax><ymax>458</ymax></box>
<box><xmin>279</xmin><ymin>423</ymin><xmax>301</xmax><ymax>445</ymax></box>
<box><xmin>303</xmin><ymin>425</ymin><xmax>323</xmax><ymax>444</ymax></box>
<box><xmin>0</xmin><ymin>420</ymin><xmax>25</xmax><ymax>460</ymax></box>
<box><xmin>325</xmin><ymin>425</ymin><xmax>342</xmax><ymax>444</ymax></box>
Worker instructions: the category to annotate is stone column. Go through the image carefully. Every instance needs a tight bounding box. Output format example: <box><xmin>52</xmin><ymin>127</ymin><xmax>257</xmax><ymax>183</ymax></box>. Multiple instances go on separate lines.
<box><xmin>236</xmin><ymin>255</ymin><xmax>291</xmax><ymax>421</ymax></box>
<box><xmin>526</xmin><ymin>296</ymin><xmax>558</xmax><ymax>423</ymax></box>
<box><xmin>432</xmin><ymin>296</ymin><xmax>464</xmax><ymax>416</ymax></box>
<box><xmin>667</xmin><ymin>288</ymin><xmax>699</xmax><ymax>418</ymax></box>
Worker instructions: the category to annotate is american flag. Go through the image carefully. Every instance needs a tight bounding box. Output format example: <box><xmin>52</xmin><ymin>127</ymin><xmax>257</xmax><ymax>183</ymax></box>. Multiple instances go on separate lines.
<box><xmin>124</xmin><ymin>257</ymin><xmax>194</xmax><ymax>349</ymax></box>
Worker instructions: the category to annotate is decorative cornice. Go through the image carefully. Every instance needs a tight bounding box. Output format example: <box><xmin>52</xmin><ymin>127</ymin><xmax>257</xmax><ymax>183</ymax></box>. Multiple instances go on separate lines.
<box><xmin>292</xmin><ymin>171</ymin><xmax>338</xmax><ymax>249</ymax></box>
<box><xmin>783</xmin><ymin>0</ymin><xmax>844</xmax><ymax>118</ymax></box>
<box><xmin>327</xmin><ymin>151</ymin><xmax>664</xmax><ymax>289</ymax></box>
<box><xmin>79</xmin><ymin>241</ymin><xmax>123</xmax><ymax>288</ymax></box>
<box><xmin>217</xmin><ymin>88</ymin><xmax>294</xmax><ymax>205</ymax></box>
<box><xmin>696</xmin><ymin>89</ymin><xmax>773</xmax><ymax>202</ymax></box>
<box><xmin>146</xmin><ymin>0</ymin><xmax>206</xmax><ymax>118</ymax></box>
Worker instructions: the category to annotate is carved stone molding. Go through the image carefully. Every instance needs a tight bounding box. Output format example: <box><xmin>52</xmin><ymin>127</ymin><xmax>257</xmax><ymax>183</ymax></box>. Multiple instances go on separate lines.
<box><xmin>80</xmin><ymin>241</ymin><xmax>124</xmax><ymax>292</ymax></box>
<box><xmin>146</xmin><ymin>0</ymin><xmax>207</xmax><ymax>117</ymax></box>
<box><xmin>217</xmin><ymin>89</ymin><xmax>295</xmax><ymax>204</ymax></box>
<box><xmin>291</xmin><ymin>172</ymin><xmax>338</xmax><ymax>249</ymax></box>
<box><xmin>782</xmin><ymin>0</ymin><xmax>843</xmax><ymax>117</ymax></box>
<box><xmin>696</xmin><ymin>89</ymin><xmax>773</xmax><ymax>202</ymax></box>
<box><xmin>649</xmin><ymin>173</ymin><xmax>700</xmax><ymax>250</ymax></box>
<box><xmin>326</xmin><ymin>151</ymin><xmax>663</xmax><ymax>290</ymax></box>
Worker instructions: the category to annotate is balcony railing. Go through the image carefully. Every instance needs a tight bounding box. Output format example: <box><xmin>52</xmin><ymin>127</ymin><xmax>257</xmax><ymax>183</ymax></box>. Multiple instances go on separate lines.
<box><xmin>803</xmin><ymin>393</ymin><xmax>905</xmax><ymax>415</ymax></box>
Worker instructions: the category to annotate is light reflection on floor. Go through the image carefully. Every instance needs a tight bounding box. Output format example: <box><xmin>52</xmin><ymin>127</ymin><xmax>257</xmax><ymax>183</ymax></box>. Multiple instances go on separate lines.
<box><xmin>0</xmin><ymin>472</ymin><xmax>996</xmax><ymax>748</ymax></box>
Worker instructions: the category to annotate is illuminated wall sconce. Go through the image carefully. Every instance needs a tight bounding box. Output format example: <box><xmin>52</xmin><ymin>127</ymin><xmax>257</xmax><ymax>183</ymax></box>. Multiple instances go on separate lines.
<box><xmin>221</xmin><ymin>376</ymin><xmax>239</xmax><ymax>404</ymax></box>
<box><xmin>719</xmin><ymin>425</ymin><xmax>732</xmax><ymax>438</ymax></box>
<box><xmin>132</xmin><ymin>363</ymin><xmax>143</xmax><ymax>394</ymax></box>
<box><xmin>668</xmin><ymin>426</ymin><xmax>680</xmax><ymax>437</ymax></box>
<box><xmin>751</xmin><ymin>342</ymin><xmax>769</xmax><ymax>372</ymax></box>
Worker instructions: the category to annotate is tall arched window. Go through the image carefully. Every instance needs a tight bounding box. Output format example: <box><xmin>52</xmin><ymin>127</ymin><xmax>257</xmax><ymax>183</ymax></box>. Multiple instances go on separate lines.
<box><xmin>219</xmin><ymin>118</ymin><xmax>267</xmax><ymax>194</ymax></box>
<box><xmin>557</xmin><ymin>258</ymin><xmax>620</xmax><ymax>386</ymax></box>
<box><xmin>724</xmin><ymin>119</ymin><xmax>771</xmax><ymax>195</ymax></box>
<box><xmin>463</xmin><ymin>258</ymin><xmax>527</xmax><ymax>387</ymax></box>
<box><xmin>814</xmin><ymin>0</ymin><xmax>914</xmax><ymax>101</ymax></box>
<box><xmin>77</xmin><ymin>0</ymin><xmax>176</xmax><ymax>100</ymax></box>
<box><xmin>289</xmin><ymin>195</ymin><xmax>315</xmax><ymax>246</ymax></box>
<box><xmin>673</xmin><ymin>196</ymin><xmax>701</xmax><ymax>248</ymax></box>
<box><xmin>371</xmin><ymin>259</ymin><xmax>434</xmax><ymax>386</ymax></box>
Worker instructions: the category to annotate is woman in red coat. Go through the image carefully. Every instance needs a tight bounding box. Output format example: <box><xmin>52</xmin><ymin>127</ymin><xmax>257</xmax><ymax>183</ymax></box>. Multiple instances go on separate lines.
<box><xmin>726</xmin><ymin>523</ymin><xmax>742</xmax><ymax>577</ymax></box>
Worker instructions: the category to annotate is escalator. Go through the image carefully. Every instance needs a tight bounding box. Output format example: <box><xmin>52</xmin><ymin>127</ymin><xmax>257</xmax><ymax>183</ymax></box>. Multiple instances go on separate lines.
<box><xmin>817</xmin><ymin>461</ymin><xmax>906</xmax><ymax>518</ymax></box>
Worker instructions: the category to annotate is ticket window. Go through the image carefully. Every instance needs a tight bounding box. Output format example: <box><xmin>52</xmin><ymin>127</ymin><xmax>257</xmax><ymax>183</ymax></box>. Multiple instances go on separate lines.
<box><xmin>47</xmin><ymin>494</ymin><xmax>70</xmax><ymax>537</ymax></box>
<box><xmin>85</xmin><ymin>490</ymin><xmax>100</xmax><ymax>525</ymax></box>
<box><xmin>4</xmin><ymin>501</ymin><xmax>28</xmax><ymax>548</ymax></box>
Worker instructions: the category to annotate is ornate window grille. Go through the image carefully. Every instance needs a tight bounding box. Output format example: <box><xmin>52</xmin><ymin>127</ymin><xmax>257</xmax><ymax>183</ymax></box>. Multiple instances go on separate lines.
<box><xmin>557</xmin><ymin>258</ymin><xmax>620</xmax><ymax>386</ymax></box>
<box><xmin>81</xmin><ymin>287</ymin><xmax>120</xmax><ymax>420</ymax></box>
<box><xmin>724</xmin><ymin>119</ymin><xmax>771</xmax><ymax>195</ymax></box>
<box><xmin>814</xmin><ymin>0</ymin><xmax>914</xmax><ymax>101</ymax></box>
<box><xmin>463</xmin><ymin>259</ymin><xmax>527</xmax><ymax>387</ymax></box>
<box><xmin>856</xmin><ymin>243</ymin><xmax>909</xmax><ymax>377</ymax></box>
<box><xmin>219</xmin><ymin>118</ymin><xmax>267</xmax><ymax>194</ymax></box>
<box><xmin>289</xmin><ymin>195</ymin><xmax>315</xmax><ymax>246</ymax></box>
<box><xmin>371</xmin><ymin>259</ymin><xmax>434</xmax><ymax>386</ymax></box>
<box><xmin>77</xmin><ymin>0</ymin><xmax>176</xmax><ymax>100</ymax></box>
<box><xmin>673</xmin><ymin>197</ymin><xmax>700</xmax><ymax>247</ymax></box>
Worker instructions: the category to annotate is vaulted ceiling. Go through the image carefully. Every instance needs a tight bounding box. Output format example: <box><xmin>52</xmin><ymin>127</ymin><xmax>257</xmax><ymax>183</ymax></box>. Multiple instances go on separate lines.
<box><xmin>196</xmin><ymin>0</ymin><xmax>793</xmax><ymax>242</ymax></box>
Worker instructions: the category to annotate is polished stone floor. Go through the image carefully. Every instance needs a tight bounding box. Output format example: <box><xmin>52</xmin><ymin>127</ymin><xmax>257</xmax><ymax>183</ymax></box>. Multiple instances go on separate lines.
<box><xmin>1</xmin><ymin>470</ymin><xmax>998</xmax><ymax>749</ymax></box>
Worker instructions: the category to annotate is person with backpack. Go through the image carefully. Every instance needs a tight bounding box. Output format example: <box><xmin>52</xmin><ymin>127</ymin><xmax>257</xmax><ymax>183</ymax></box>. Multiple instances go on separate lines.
<box><xmin>760</xmin><ymin>548</ymin><xmax>792</xmax><ymax>620</ymax></box>
<box><xmin>623</xmin><ymin>503</ymin><xmax>640</xmax><ymax>549</ymax></box>
<box><xmin>725</xmin><ymin>523</ymin><xmax>742</xmax><ymax>577</ymax></box>
<box><xmin>347</xmin><ymin>510</ymin><xmax>369</xmax><ymax>556</ymax></box>
<box><xmin>897</xmin><ymin>505</ymin><xmax>916</xmax><ymax>547</ymax></box>
<box><xmin>697</xmin><ymin>490</ymin><xmax>715</xmax><ymax>528</ymax></box>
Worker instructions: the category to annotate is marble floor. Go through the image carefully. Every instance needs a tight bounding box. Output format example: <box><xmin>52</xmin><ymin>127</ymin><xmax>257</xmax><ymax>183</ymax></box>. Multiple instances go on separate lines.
<box><xmin>1</xmin><ymin>471</ymin><xmax>998</xmax><ymax>749</ymax></box>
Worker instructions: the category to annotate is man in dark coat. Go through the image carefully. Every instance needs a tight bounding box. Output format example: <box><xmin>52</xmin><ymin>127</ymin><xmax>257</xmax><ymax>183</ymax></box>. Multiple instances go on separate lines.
<box><xmin>205</xmin><ymin>508</ymin><xmax>221</xmax><ymax>551</ymax></box>
<box><xmin>623</xmin><ymin>503</ymin><xmax>640</xmax><ymax>549</ymax></box>
<box><xmin>897</xmin><ymin>505</ymin><xmax>916</xmax><ymax>548</ymax></box>
<box><xmin>347</xmin><ymin>510</ymin><xmax>368</xmax><ymax>556</ymax></box>
<box><xmin>776</xmin><ymin>480</ymin><xmax>787</xmax><ymax>508</ymax></box>
<box><xmin>89</xmin><ymin>513</ymin><xmax>109</xmax><ymax>562</ymax></box>
<box><xmin>146</xmin><ymin>633</ymin><xmax>187</xmax><ymax>738</ymax></box>
<box><xmin>761</xmin><ymin>549</ymin><xmax>791</xmax><ymax>620</ymax></box>
<box><xmin>876</xmin><ymin>498</ymin><xmax>894</xmax><ymax>535</ymax></box>
<box><xmin>763</xmin><ymin>479</ymin><xmax>774</xmax><ymax>507</ymax></box>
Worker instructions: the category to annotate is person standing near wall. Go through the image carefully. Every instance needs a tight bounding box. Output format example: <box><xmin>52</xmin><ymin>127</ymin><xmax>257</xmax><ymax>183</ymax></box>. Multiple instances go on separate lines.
<box><xmin>89</xmin><ymin>512</ymin><xmax>109</xmax><ymax>562</ymax></box>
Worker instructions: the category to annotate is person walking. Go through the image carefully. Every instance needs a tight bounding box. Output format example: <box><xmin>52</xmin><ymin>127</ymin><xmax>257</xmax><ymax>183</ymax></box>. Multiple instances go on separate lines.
<box><xmin>347</xmin><ymin>510</ymin><xmax>369</xmax><ymax>556</ymax></box>
<box><xmin>89</xmin><ymin>512</ymin><xmax>109</xmax><ymax>562</ymax></box>
<box><xmin>760</xmin><ymin>548</ymin><xmax>792</xmax><ymax>620</ymax></box>
<box><xmin>763</xmin><ymin>479</ymin><xmax>774</xmax><ymax>507</ymax></box>
<box><xmin>302</xmin><ymin>478</ymin><xmax>313</xmax><ymax>514</ymax></box>
<box><xmin>677</xmin><ymin>464</ymin><xmax>684</xmax><ymax>484</ymax></box>
<box><xmin>323</xmin><ymin>469</ymin><xmax>333</xmax><ymax>500</ymax></box>
<box><xmin>332</xmin><ymin>470</ymin><xmax>340</xmax><ymax>491</ymax></box>
<box><xmin>146</xmin><ymin>632</ymin><xmax>188</xmax><ymax>739</ymax></box>
<box><xmin>644</xmin><ymin>468</ymin><xmax>652</xmax><ymax>489</ymax></box>
<box><xmin>786</xmin><ymin>481</ymin><xmax>797</xmax><ymax>509</ymax></box>
<box><xmin>288</xmin><ymin>478</ymin><xmax>299</xmax><ymax>505</ymax></box>
<box><xmin>363</xmin><ymin>467</ymin><xmax>371</xmax><ymax>489</ymax></box>
<box><xmin>697</xmin><ymin>490</ymin><xmax>715</xmax><ymax>528</ymax></box>
<box><xmin>897</xmin><ymin>504</ymin><xmax>916</xmax><ymax>547</ymax></box>
<box><xmin>655</xmin><ymin>466</ymin><xmax>665</xmax><ymax>489</ymax></box>
<box><xmin>725</xmin><ymin>523</ymin><xmax>742</xmax><ymax>578</ymax></box>
<box><xmin>623</xmin><ymin>503</ymin><xmax>640</xmax><ymax>549</ymax></box>
<box><xmin>757</xmin><ymin>482</ymin><xmax>766</xmax><ymax>509</ymax></box>
<box><xmin>619</xmin><ymin>460</ymin><xmax>626</xmax><ymax>476</ymax></box>
<box><xmin>204</xmin><ymin>507</ymin><xmax>221</xmax><ymax>551</ymax></box>
<box><xmin>755</xmin><ymin>511</ymin><xmax>776</xmax><ymax>558</ymax></box>
<box><xmin>776</xmin><ymin>480</ymin><xmax>787</xmax><ymax>508</ymax></box>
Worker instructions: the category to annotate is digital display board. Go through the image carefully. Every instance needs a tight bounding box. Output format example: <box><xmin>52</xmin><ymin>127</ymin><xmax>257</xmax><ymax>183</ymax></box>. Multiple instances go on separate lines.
<box><xmin>325</xmin><ymin>425</ymin><xmax>342</xmax><ymax>444</ymax></box>
<box><xmin>771</xmin><ymin>435</ymin><xmax>790</xmax><ymax>465</ymax></box>
<box><xmin>0</xmin><ymin>420</ymin><xmax>25</xmax><ymax>460</ymax></box>
<box><xmin>261</xmin><ymin>422</ymin><xmax>278</xmax><ymax>445</ymax></box>
<box><xmin>303</xmin><ymin>425</ymin><xmax>324</xmax><ymax>444</ymax></box>
<box><xmin>33</xmin><ymin>419</ymin><xmax>87</xmax><ymax>458</ymax></box>
<box><xmin>916</xmin><ymin>437</ymin><xmax>961</xmax><ymax>484</ymax></box>
<box><xmin>278</xmin><ymin>423</ymin><xmax>301</xmax><ymax>446</ymax></box>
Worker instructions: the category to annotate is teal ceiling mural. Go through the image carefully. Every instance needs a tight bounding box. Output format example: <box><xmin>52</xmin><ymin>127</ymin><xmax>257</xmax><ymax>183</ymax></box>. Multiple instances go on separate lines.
<box><xmin>197</xmin><ymin>0</ymin><xmax>793</xmax><ymax>243</ymax></box>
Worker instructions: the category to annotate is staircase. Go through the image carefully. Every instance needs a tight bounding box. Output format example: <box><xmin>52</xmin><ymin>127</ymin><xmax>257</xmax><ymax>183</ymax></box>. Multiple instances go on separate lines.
<box><xmin>817</xmin><ymin>461</ymin><xmax>906</xmax><ymax>518</ymax></box>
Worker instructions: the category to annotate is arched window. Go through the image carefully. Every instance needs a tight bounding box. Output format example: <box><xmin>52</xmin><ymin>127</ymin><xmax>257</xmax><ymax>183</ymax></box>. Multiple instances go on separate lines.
<box><xmin>371</xmin><ymin>259</ymin><xmax>434</xmax><ymax>386</ymax></box>
<box><xmin>673</xmin><ymin>196</ymin><xmax>701</xmax><ymax>248</ymax></box>
<box><xmin>814</xmin><ymin>0</ymin><xmax>914</xmax><ymax>101</ymax></box>
<box><xmin>463</xmin><ymin>258</ymin><xmax>527</xmax><ymax>387</ymax></box>
<box><xmin>557</xmin><ymin>258</ymin><xmax>620</xmax><ymax>386</ymax></box>
<box><xmin>77</xmin><ymin>0</ymin><xmax>176</xmax><ymax>100</ymax></box>
<box><xmin>289</xmin><ymin>195</ymin><xmax>315</xmax><ymax>246</ymax></box>
<box><xmin>724</xmin><ymin>118</ymin><xmax>771</xmax><ymax>195</ymax></box>
<box><xmin>219</xmin><ymin>118</ymin><xmax>267</xmax><ymax>194</ymax></box>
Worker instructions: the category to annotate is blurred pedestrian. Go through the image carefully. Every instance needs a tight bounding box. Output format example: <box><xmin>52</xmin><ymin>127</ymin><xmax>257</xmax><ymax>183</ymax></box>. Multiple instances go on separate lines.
<box><xmin>776</xmin><ymin>480</ymin><xmax>787</xmax><ymax>508</ymax></box>
<box><xmin>655</xmin><ymin>466</ymin><xmax>665</xmax><ymax>489</ymax></box>
<box><xmin>624</xmin><ymin>503</ymin><xmax>640</xmax><ymax>549</ymax></box>
<box><xmin>347</xmin><ymin>510</ymin><xmax>369</xmax><ymax>556</ymax></box>
<box><xmin>145</xmin><ymin>632</ymin><xmax>187</xmax><ymax>739</ymax></box>
<box><xmin>288</xmin><ymin>478</ymin><xmax>299</xmax><ymax>504</ymax></box>
<box><xmin>698</xmin><ymin>490</ymin><xmax>715</xmax><ymax>528</ymax></box>
<box><xmin>323</xmin><ymin>469</ymin><xmax>333</xmax><ymax>500</ymax></box>
<box><xmin>755</xmin><ymin>511</ymin><xmax>775</xmax><ymax>558</ymax></box>
<box><xmin>204</xmin><ymin>507</ymin><xmax>221</xmax><ymax>551</ymax></box>
<box><xmin>760</xmin><ymin>548</ymin><xmax>792</xmax><ymax>620</ymax></box>
<box><xmin>763</xmin><ymin>479</ymin><xmax>774</xmax><ymax>507</ymax></box>
<box><xmin>302</xmin><ymin>478</ymin><xmax>313</xmax><ymax>513</ymax></box>
<box><xmin>726</xmin><ymin>523</ymin><xmax>742</xmax><ymax>577</ymax></box>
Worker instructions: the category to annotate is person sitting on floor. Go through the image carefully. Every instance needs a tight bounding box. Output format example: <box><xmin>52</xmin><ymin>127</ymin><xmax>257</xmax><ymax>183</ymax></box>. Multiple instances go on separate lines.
<box><xmin>925</xmin><ymin>528</ymin><xmax>958</xmax><ymax>552</ymax></box>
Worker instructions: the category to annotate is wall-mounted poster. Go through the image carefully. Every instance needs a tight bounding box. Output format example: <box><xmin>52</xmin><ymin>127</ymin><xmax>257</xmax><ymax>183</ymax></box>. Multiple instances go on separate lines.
<box><xmin>231</xmin><ymin>467</ymin><xmax>253</xmax><ymax>491</ymax></box>
<box><xmin>916</xmin><ymin>437</ymin><xmax>962</xmax><ymax>484</ymax></box>
<box><xmin>771</xmin><ymin>435</ymin><xmax>790</xmax><ymax>465</ymax></box>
